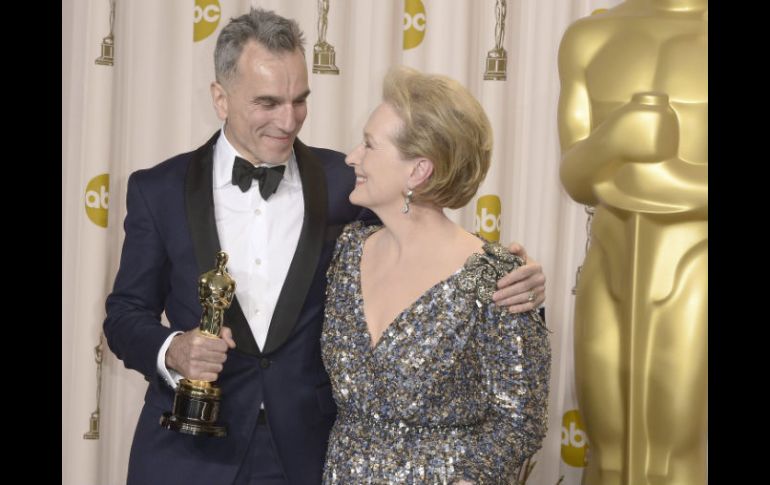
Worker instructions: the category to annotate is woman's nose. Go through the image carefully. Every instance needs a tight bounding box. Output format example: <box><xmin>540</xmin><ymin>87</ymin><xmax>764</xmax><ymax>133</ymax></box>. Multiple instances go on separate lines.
<box><xmin>345</xmin><ymin>143</ymin><xmax>363</xmax><ymax>166</ymax></box>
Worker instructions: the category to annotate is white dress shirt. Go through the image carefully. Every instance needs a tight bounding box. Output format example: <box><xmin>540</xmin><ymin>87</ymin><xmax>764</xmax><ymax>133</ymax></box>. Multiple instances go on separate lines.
<box><xmin>157</xmin><ymin>128</ymin><xmax>304</xmax><ymax>387</ymax></box>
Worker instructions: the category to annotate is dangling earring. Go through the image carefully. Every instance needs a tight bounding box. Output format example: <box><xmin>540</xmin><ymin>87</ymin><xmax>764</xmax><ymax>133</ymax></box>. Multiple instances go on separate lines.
<box><xmin>401</xmin><ymin>189</ymin><xmax>414</xmax><ymax>214</ymax></box>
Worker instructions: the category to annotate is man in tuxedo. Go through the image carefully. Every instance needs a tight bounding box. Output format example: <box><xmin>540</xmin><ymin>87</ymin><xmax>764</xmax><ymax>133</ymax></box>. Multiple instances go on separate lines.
<box><xmin>104</xmin><ymin>8</ymin><xmax>546</xmax><ymax>485</ymax></box>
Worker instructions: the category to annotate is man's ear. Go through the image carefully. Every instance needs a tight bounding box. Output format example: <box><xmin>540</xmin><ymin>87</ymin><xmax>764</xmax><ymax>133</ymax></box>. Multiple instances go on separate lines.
<box><xmin>210</xmin><ymin>81</ymin><xmax>229</xmax><ymax>121</ymax></box>
<box><xmin>409</xmin><ymin>158</ymin><xmax>434</xmax><ymax>189</ymax></box>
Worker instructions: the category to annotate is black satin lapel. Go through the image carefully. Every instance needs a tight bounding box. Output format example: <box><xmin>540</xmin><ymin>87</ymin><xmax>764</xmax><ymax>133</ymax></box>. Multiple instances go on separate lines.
<box><xmin>262</xmin><ymin>140</ymin><xmax>327</xmax><ymax>355</ymax></box>
<box><xmin>185</xmin><ymin>131</ymin><xmax>260</xmax><ymax>356</ymax></box>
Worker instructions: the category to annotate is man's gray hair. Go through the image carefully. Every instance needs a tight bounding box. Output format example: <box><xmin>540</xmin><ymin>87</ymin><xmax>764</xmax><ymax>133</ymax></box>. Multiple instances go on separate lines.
<box><xmin>214</xmin><ymin>8</ymin><xmax>306</xmax><ymax>85</ymax></box>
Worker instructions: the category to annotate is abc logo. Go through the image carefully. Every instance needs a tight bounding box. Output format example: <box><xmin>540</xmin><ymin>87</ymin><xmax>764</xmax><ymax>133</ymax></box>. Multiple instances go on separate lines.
<box><xmin>561</xmin><ymin>409</ymin><xmax>589</xmax><ymax>467</ymax></box>
<box><xmin>474</xmin><ymin>194</ymin><xmax>501</xmax><ymax>242</ymax></box>
<box><xmin>85</xmin><ymin>174</ymin><xmax>109</xmax><ymax>228</ymax></box>
<box><xmin>194</xmin><ymin>0</ymin><xmax>221</xmax><ymax>42</ymax></box>
<box><xmin>403</xmin><ymin>0</ymin><xmax>426</xmax><ymax>50</ymax></box>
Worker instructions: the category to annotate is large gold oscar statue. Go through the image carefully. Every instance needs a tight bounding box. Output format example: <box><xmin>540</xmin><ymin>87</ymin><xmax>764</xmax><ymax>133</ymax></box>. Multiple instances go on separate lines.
<box><xmin>557</xmin><ymin>1</ymin><xmax>707</xmax><ymax>484</ymax></box>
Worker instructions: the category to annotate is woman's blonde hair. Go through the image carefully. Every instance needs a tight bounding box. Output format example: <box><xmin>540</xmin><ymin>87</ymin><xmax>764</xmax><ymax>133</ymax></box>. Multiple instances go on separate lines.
<box><xmin>383</xmin><ymin>66</ymin><xmax>493</xmax><ymax>209</ymax></box>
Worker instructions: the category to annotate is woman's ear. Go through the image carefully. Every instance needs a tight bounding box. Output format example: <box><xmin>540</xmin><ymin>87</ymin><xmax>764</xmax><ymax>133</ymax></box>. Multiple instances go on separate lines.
<box><xmin>409</xmin><ymin>158</ymin><xmax>434</xmax><ymax>188</ymax></box>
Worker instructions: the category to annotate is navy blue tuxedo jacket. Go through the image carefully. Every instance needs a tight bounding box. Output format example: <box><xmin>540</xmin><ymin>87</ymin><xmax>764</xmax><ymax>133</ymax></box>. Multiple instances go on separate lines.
<box><xmin>104</xmin><ymin>131</ymin><xmax>367</xmax><ymax>485</ymax></box>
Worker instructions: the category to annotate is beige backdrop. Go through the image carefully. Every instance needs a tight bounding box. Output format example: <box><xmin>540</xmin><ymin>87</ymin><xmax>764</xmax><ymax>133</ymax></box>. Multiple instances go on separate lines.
<box><xmin>62</xmin><ymin>1</ymin><xmax>621</xmax><ymax>483</ymax></box>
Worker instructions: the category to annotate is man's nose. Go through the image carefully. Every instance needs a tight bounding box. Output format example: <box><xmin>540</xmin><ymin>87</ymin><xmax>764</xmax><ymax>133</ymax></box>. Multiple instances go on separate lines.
<box><xmin>275</xmin><ymin>104</ymin><xmax>297</xmax><ymax>132</ymax></box>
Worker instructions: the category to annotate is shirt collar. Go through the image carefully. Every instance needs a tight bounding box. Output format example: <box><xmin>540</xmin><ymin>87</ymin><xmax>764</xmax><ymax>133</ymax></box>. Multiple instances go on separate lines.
<box><xmin>213</xmin><ymin>125</ymin><xmax>300</xmax><ymax>190</ymax></box>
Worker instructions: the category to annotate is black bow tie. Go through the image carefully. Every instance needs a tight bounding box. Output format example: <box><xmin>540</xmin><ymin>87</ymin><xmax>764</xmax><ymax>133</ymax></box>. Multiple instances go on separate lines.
<box><xmin>231</xmin><ymin>156</ymin><xmax>286</xmax><ymax>200</ymax></box>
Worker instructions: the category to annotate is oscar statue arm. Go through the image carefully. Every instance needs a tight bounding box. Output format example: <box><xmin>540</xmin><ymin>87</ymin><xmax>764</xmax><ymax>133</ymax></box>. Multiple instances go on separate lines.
<box><xmin>557</xmin><ymin>22</ymin><xmax>609</xmax><ymax>206</ymax></box>
<box><xmin>558</xmin><ymin>23</ymin><xmax>696</xmax><ymax>209</ymax></box>
<box><xmin>606</xmin><ymin>94</ymin><xmax>707</xmax><ymax>215</ymax></box>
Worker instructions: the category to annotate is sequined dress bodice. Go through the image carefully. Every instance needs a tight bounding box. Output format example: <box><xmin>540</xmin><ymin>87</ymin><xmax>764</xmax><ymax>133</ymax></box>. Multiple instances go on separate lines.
<box><xmin>321</xmin><ymin>223</ymin><xmax>550</xmax><ymax>484</ymax></box>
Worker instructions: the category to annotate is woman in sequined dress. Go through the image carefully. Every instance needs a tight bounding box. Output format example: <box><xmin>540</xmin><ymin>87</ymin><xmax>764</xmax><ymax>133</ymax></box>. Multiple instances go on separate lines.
<box><xmin>321</xmin><ymin>67</ymin><xmax>551</xmax><ymax>485</ymax></box>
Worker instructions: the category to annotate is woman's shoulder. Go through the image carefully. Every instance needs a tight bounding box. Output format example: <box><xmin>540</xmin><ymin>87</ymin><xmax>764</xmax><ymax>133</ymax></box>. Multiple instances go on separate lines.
<box><xmin>462</xmin><ymin>242</ymin><xmax>550</xmax><ymax>334</ymax></box>
<box><xmin>331</xmin><ymin>222</ymin><xmax>382</xmax><ymax>262</ymax></box>
<box><xmin>338</xmin><ymin>221</ymin><xmax>381</xmax><ymax>245</ymax></box>
<box><xmin>456</xmin><ymin>241</ymin><xmax>525</xmax><ymax>304</ymax></box>
<box><xmin>478</xmin><ymin>241</ymin><xmax>525</xmax><ymax>271</ymax></box>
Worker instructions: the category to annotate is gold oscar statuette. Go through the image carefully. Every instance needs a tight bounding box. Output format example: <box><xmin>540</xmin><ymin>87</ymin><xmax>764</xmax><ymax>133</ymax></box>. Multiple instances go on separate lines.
<box><xmin>312</xmin><ymin>0</ymin><xmax>340</xmax><ymax>74</ymax></box>
<box><xmin>160</xmin><ymin>251</ymin><xmax>236</xmax><ymax>437</ymax></box>
<box><xmin>95</xmin><ymin>0</ymin><xmax>116</xmax><ymax>66</ymax></box>
<box><xmin>484</xmin><ymin>0</ymin><xmax>507</xmax><ymax>80</ymax></box>
<box><xmin>82</xmin><ymin>334</ymin><xmax>105</xmax><ymax>439</ymax></box>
